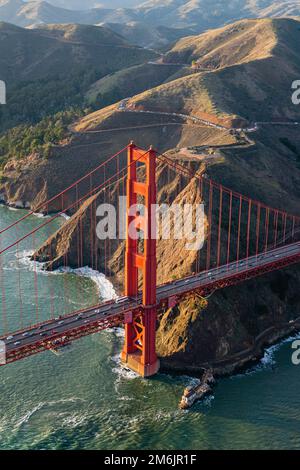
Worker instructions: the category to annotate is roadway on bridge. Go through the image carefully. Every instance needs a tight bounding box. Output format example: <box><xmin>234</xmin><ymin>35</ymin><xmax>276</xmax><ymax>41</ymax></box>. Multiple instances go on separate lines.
<box><xmin>2</xmin><ymin>241</ymin><xmax>300</xmax><ymax>359</ymax></box>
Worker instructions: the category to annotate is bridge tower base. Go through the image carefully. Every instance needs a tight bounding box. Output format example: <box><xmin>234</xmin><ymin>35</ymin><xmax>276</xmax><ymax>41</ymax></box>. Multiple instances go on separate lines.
<box><xmin>121</xmin><ymin>143</ymin><xmax>160</xmax><ymax>378</ymax></box>
<box><xmin>121</xmin><ymin>351</ymin><xmax>160</xmax><ymax>378</ymax></box>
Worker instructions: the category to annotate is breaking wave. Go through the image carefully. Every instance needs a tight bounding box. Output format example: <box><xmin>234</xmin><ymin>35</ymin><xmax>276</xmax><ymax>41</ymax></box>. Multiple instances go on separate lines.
<box><xmin>32</xmin><ymin>212</ymin><xmax>51</xmax><ymax>219</ymax></box>
<box><xmin>7</xmin><ymin>206</ymin><xmax>23</xmax><ymax>212</ymax></box>
<box><xmin>111</xmin><ymin>353</ymin><xmax>139</xmax><ymax>382</ymax></box>
<box><xmin>15</xmin><ymin>403</ymin><xmax>44</xmax><ymax>428</ymax></box>
<box><xmin>16</xmin><ymin>250</ymin><xmax>117</xmax><ymax>301</ymax></box>
<box><xmin>234</xmin><ymin>331</ymin><xmax>300</xmax><ymax>377</ymax></box>
<box><xmin>57</xmin><ymin>266</ymin><xmax>117</xmax><ymax>301</ymax></box>
<box><xmin>60</xmin><ymin>213</ymin><xmax>71</xmax><ymax>221</ymax></box>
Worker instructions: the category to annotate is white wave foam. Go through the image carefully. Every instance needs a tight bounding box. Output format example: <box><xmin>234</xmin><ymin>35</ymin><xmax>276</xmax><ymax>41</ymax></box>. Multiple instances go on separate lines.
<box><xmin>117</xmin><ymin>395</ymin><xmax>134</xmax><ymax>401</ymax></box>
<box><xmin>7</xmin><ymin>206</ymin><xmax>22</xmax><ymax>212</ymax></box>
<box><xmin>13</xmin><ymin>397</ymin><xmax>85</xmax><ymax>432</ymax></box>
<box><xmin>32</xmin><ymin>212</ymin><xmax>50</xmax><ymax>219</ymax></box>
<box><xmin>203</xmin><ymin>395</ymin><xmax>215</xmax><ymax>407</ymax></box>
<box><xmin>60</xmin><ymin>213</ymin><xmax>71</xmax><ymax>220</ymax></box>
<box><xmin>61</xmin><ymin>412</ymin><xmax>88</xmax><ymax>428</ymax></box>
<box><xmin>15</xmin><ymin>402</ymin><xmax>44</xmax><ymax>428</ymax></box>
<box><xmin>16</xmin><ymin>250</ymin><xmax>48</xmax><ymax>274</ymax></box>
<box><xmin>105</xmin><ymin>327</ymin><xmax>125</xmax><ymax>338</ymax></box>
<box><xmin>57</xmin><ymin>266</ymin><xmax>117</xmax><ymax>301</ymax></box>
<box><xmin>16</xmin><ymin>250</ymin><xmax>117</xmax><ymax>301</ymax></box>
<box><xmin>234</xmin><ymin>331</ymin><xmax>300</xmax><ymax>378</ymax></box>
<box><xmin>47</xmin><ymin>397</ymin><xmax>84</xmax><ymax>406</ymax></box>
<box><xmin>111</xmin><ymin>353</ymin><xmax>139</xmax><ymax>381</ymax></box>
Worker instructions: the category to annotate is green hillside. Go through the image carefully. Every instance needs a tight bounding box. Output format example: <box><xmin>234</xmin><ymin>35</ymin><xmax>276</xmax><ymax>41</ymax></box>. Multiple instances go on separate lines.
<box><xmin>0</xmin><ymin>22</ymin><xmax>157</xmax><ymax>131</ymax></box>
<box><xmin>86</xmin><ymin>62</ymin><xmax>185</xmax><ymax>106</ymax></box>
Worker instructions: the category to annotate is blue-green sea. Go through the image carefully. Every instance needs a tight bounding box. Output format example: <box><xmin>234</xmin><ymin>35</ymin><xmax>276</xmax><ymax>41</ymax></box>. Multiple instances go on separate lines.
<box><xmin>1</xmin><ymin>204</ymin><xmax>300</xmax><ymax>450</ymax></box>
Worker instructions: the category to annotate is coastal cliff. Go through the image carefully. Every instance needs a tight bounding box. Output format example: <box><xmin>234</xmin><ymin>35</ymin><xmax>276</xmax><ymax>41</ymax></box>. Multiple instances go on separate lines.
<box><xmin>156</xmin><ymin>267</ymin><xmax>300</xmax><ymax>375</ymax></box>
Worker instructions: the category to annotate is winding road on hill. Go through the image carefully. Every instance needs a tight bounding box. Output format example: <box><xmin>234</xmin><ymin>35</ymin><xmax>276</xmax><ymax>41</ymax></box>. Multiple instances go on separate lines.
<box><xmin>118</xmin><ymin>104</ymin><xmax>300</xmax><ymax>133</ymax></box>
<box><xmin>67</xmin><ymin>93</ymin><xmax>300</xmax><ymax>162</ymax></box>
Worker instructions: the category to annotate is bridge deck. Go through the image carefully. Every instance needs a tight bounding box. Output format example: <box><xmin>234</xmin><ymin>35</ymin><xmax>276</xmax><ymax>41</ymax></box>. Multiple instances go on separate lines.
<box><xmin>1</xmin><ymin>241</ymin><xmax>300</xmax><ymax>364</ymax></box>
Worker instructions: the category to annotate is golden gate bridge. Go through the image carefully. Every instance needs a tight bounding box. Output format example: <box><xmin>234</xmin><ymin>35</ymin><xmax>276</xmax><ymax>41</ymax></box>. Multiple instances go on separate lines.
<box><xmin>0</xmin><ymin>143</ymin><xmax>300</xmax><ymax>376</ymax></box>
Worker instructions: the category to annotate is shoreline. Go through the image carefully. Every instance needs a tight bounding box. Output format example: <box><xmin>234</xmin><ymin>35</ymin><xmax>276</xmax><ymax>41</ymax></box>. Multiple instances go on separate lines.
<box><xmin>160</xmin><ymin>317</ymin><xmax>300</xmax><ymax>379</ymax></box>
<box><xmin>0</xmin><ymin>198</ymin><xmax>31</xmax><ymax>211</ymax></box>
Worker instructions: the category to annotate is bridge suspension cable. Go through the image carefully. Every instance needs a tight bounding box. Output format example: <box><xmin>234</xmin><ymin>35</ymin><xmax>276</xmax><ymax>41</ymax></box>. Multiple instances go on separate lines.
<box><xmin>1</xmin><ymin>143</ymin><xmax>300</xmax><ymax>373</ymax></box>
<box><xmin>0</xmin><ymin>144</ymin><xmax>131</xmax><ymax>237</ymax></box>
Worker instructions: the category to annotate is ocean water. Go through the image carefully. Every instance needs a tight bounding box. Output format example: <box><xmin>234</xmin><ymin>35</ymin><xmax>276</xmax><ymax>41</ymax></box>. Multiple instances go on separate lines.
<box><xmin>1</xmin><ymin>205</ymin><xmax>300</xmax><ymax>450</ymax></box>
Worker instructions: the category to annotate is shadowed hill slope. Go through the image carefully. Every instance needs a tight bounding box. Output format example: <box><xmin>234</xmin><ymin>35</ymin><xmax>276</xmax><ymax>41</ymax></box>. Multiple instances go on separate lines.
<box><xmin>0</xmin><ymin>21</ymin><xmax>157</xmax><ymax>130</ymax></box>
<box><xmin>0</xmin><ymin>22</ymin><xmax>156</xmax><ymax>83</ymax></box>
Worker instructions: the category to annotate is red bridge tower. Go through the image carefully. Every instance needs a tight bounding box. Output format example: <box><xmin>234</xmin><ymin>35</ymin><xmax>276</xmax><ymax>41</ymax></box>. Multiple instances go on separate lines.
<box><xmin>121</xmin><ymin>142</ymin><xmax>160</xmax><ymax>377</ymax></box>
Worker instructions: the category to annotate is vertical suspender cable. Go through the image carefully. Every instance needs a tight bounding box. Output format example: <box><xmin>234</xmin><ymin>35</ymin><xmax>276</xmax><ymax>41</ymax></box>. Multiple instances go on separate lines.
<box><xmin>236</xmin><ymin>195</ymin><xmax>242</xmax><ymax>265</ymax></box>
<box><xmin>206</xmin><ymin>180</ymin><xmax>213</xmax><ymax>271</ymax></box>
<box><xmin>246</xmin><ymin>199</ymin><xmax>252</xmax><ymax>261</ymax></box>
<box><xmin>256</xmin><ymin>203</ymin><xmax>261</xmax><ymax>257</ymax></box>
<box><xmin>264</xmin><ymin>208</ymin><xmax>270</xmax><ymax>252</ymax></box>
<box><xmin>217</xmin><ymin>186</ymin><xmax>223</xmax><ymax>268</ymax></box>
<box><xmin>227</xmin><ymin>191</ymin><xmax>233</xmax><ymax>267</ymax></box>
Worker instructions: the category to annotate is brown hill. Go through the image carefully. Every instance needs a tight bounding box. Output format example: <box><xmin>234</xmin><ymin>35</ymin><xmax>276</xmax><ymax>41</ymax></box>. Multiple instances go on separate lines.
<box><xmin>84</xmin><ymin>18</ymin><xmax>300</xmax><ymax>126</ymax></box>
<box><xmin>164</xmin><ymin>18</ymin><xmax>277</xmax><ymax>67</ymax></box>
<box><xmin>129</xmin><ymin>18</ymin><xmax>300</xmax><ymax>122</ymax></box>
<box><xmin>0</xmin><ymin>22</ymin><xmax>156</xmax><ymax>83</ymax></box>
<box><xmin>0</xmin><ymin>21</ymin><xmax>157</xmax><ymax>131</ymax></box>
